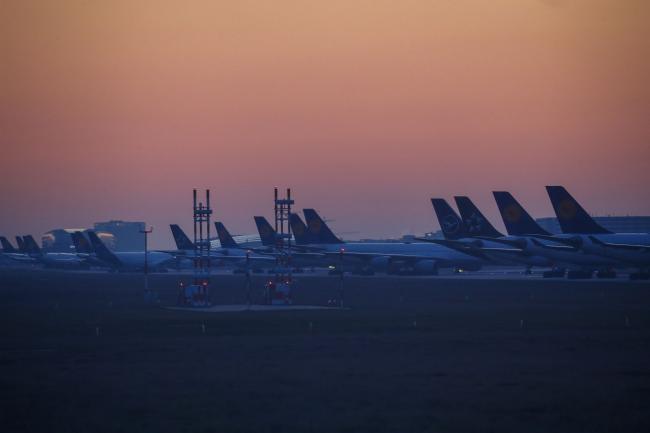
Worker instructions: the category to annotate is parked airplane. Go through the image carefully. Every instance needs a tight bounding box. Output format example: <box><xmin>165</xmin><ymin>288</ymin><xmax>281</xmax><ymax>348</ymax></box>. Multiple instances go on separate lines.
<box><xmin>169</xmin><ymin>224</ymin><xmax>196</xmax><ymax>253</ymax></box>
<box><xmin>253</xmin><ymin>216</ymin><xmax>278</xmax><ymax>249</ymax></box>
<box><xmin>254</xmin><ymin>215</ymin><xmax>314</xmax><ymax>251</ymax></box>
<box><xmin>168</xmin><ymin>224</ymin><xmax>221</xmax><ymax>269</ymax></box>
<box><xmin>422</xmin><ymin>198</ymin><xmax>552</xmax><ymax>272</ymax></box>
<box><xmin>290</xmin><ymin>208</ymin><xmax>483</xmax><ymax>275</ymax></box>
<box><xmin>169</xmin><ymin>223</ymin><xmax>274</xmax><ymax>271</ymax></box>
<box><xmin>492</xmin><ymin>190</ymin><xmax>620</xmax><ymax>278</ymax></box>
<box><xmin>214</xmin><ymin>222</ymin><xmax>242</xmax><ymax>250</ymax></box>
<box><xmin>250</xmin><ymin>215</ymin><xmax>327</xmax><ymax>269</ymax></box>
<box><xmin>70</xmin><ymin>232</ymin><xmax>93</xmax><ymax>255</ymax></box>
<box><xmin>544</xmin><ymin>186</ymin><xmax>649</xmax><ymax>279</ymax></box>
<box><xmin>87</xmin><ymin>231</ymin><xmax>175</xmax><ymax>272</ymax></box>
<box><xmin>18</xmin><ymin>235</ymin><xmax>89</xmax><ymax>268</ymax></box>
<box><xmin>69</xmin><ymin>231</ymin><xmax>113</xmax><ymax>267</ymax></box>
<box><xmin>15</xmin><ymin>236</ymin><xmax>26</xmax><ymax>253</ymax></box>
<box><xmin>0</xmin><ymin>236</ymin><xmax>17</xmax><ymax>253</ymax></box>
<box><xmin>0</xmin><ymin>236</ymin><xmax>36</xmax><ymax>263</ymax></box>
<box><xmin>286</xmin><ymin>213</ymin><xmax>353</xmax><ymax>269</ymax></box>
<box><xmin>213</xmin><ymin>221</ymin><xmax>276</xmax><ymax>270</ymax></box>
<box><xmin>288</xmin><ymin>213</ymin><xmax>321</xmax><ymax>247</ymax></box>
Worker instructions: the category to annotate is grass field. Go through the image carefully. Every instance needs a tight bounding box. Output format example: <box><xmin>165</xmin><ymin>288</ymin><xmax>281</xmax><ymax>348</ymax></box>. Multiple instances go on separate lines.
<box><xmin>1</xmin><ymin>269</ymin><xmax>649</xmax><ymax>432</ymax></box>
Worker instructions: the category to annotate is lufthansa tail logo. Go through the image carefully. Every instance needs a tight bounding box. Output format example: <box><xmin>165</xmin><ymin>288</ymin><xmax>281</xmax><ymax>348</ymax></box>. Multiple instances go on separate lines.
<box><xmin>502</xmin><ymin>204</ymin><xmax>522</xmax><ymax>223</ymax></box>
<box><xmin>558</xmin><ymin>199</ymin><xmax>577</xmax><ymax>219</ymax></box>
<box><xmin>309</xmin><ymin>219</ymin><xmax>322</xmax><ymax>233</ymax></box>
<box><xmin>465</xmin><ymin>213</ymin><xmax>484</xmax><ymax>233</ymax></box>
<box><xmin>442</xmin><ymin>215</ymin><xmax>460</xmax><ymax>234</ymax></box>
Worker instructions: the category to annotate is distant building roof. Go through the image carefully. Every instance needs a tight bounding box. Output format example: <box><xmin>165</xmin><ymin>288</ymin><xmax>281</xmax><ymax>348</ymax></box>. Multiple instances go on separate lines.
<box><xmin>93</xmin><ymin>220</ymin><xmax>145</xmax><ymax>252</ymax></box>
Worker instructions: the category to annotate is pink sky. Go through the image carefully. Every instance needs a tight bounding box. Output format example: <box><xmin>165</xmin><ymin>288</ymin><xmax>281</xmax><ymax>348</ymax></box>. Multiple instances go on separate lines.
<box><xmin>2</xmin><ymin>0</ymin><xmax>649</xmax><ymax>248</ymax></box>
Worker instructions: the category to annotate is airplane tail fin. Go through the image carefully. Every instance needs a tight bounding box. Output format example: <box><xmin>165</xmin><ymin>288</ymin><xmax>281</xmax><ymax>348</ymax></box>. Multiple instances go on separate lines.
<box><xmin>254</xmin><ymin>216</ymin><xmax>278</xmax><ymax>247</ymax></box>
<box><xmin>170</xmin><ymin>224</ymin><xmax>194</xmax><ymax>250</ymax></box>
<box><xmin>454</xmin><ymin>196</ymin><xmax>503</xmax><ymax>238</ymax></box>
<box><xmin>15</xmin><ymin>236</ymin><xmax>26</xmax><ymax>253</ymax></box>
<box><xmin>302</xmin><ymin>209</ymin><xmax>343</xmax><ymax>244</ymax></box>
<box><xmin>23</xmin><ymin>235</ymin><xmax>42</xmax><ymax>254</ymax></box>
<box><xmin>545</xmin><ymin>186</ymin><xmax>611</xmax><ymax>234</ymax></box>
<box><xmin>70</xmin><ymin>231</ymin><xmax>94</xmax><ymax>254</ymax></box>
<box><xmin>87</xmin><ymin>231</ymin><xmax>120</xmax><ymax>266</ymax></box>
<box><xmin>493</xmin><ymin>191</ymin><xmax>551</xmax><ymax>236</ymax></box>
<box><xmin>430</xmin><ymin>198</ymin><xmax>467</xmax><ymax>240</ymax></box>
<box><xmin>0</xmin><ymin>236</ymin><xmax>17</xmax><ymax>253</ymax></box>
<box><xmin>214</xmin><ymin>222</ymin><xmax>239</xmax><ymax>249</ymax></box>
<box><xmin>289</xmin><ymin>213</ymin><xmax>311</xmax><ymax>245</ymax></box>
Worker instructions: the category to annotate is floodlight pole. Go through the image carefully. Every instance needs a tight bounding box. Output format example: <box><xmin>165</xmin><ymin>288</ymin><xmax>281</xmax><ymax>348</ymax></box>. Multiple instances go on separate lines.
<box><xmin>339</xmin><ymin>247</ymin><xmax>345</xmax><ymax>308</ymax></box>
<box><xmin>141</xmin><ymin>226</ymin><xmax>153</xmax><ymax>296</ymax></box>
<box><xmin>246</xmin><ymin>250</ymin><xmax>252</xmax><ymax>307</ymax></box>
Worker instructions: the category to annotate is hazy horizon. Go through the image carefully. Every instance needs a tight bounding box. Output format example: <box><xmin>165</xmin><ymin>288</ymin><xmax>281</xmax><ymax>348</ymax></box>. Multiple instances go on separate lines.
<box><xmin>2</xmin><ymin>0</ymin><xmax>649</xmax><ymax>249</ymax></box>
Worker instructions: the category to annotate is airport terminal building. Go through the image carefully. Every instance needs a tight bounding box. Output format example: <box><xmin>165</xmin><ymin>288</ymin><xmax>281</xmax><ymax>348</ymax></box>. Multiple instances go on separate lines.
<box><xmin>42</xmin><ymin>228</ymin><xmax>88</xmax><ymax>252</ymax></box>
<box><xmin>42</xmin><ymin>220</ymin><xmax>145</xmax><ymax>252</ymax></box>
<box><xmin>93</xmin><ymin>220</ymin><xmax>145</xmax><ymax>251</ymax></box>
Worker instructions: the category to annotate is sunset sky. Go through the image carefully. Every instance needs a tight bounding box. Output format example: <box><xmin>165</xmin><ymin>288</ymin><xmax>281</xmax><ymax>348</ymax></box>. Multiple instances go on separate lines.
<box><xmin>2</xmin><ymin>0</ymin><xmax>649</xmax><ymax>248</ymax></box>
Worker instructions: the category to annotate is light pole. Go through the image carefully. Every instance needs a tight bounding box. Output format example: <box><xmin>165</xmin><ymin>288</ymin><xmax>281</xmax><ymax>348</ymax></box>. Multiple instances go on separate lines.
<box><xmin>339</xmin><ymin>247</ymin><xmax>345</xmax><ymax>307</ymax></box>
<box><xmin>246</xmin><ymin>250</ymin><xmax>252</xmax><ymax>307</ymax></box>
<box><xmin>141</xmin><ymin>226</ymin><xmax>153</xmax><ymax>300</ymax></box>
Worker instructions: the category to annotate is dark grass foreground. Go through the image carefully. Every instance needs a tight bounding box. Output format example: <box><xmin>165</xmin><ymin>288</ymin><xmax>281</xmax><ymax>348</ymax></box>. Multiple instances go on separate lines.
<box><xmin>1</xmin><ymin>269</ymin><xmax>649</xmax><ymax>432</ymax></box>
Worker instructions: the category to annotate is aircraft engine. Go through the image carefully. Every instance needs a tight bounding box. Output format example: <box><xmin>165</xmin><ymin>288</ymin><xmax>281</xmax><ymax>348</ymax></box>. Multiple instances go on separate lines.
<box><xmin>370</xmin><ymin>256</ymin><xmax>391</xmax><ymax>270</ymax></box>
<box><xmin>414</xmin><ymin>260</ymin><xmax>438</xmax><ymax>275</ymax></box>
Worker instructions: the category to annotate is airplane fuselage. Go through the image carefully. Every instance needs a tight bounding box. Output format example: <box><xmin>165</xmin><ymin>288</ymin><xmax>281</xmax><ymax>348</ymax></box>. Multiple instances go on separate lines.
<box><xmin>556</xmin><ymin>233</ymin><xmax>650</xmax><ymax>267</ymax></box>
<box><xmin>109</xmin><ymin>251</ymin><xmax>175</xmax><ymax>271</ymax></box>
<box><xmin>507</xmin><ymin>236</ymin><xmax>620</xmax><ymax>269</ymax></box>
<box><xmin>298</xmin><ymin>241</ymin><xmax>484</xmax><ymax>272</ymax></box>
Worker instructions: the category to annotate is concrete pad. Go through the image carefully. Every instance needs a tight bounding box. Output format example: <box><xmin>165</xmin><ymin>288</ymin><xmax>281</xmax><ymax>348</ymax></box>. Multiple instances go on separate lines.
<box><xmin>166</xmin><ymin>304</ymin><xmax>346</xmax><ymax>313</ymax></box>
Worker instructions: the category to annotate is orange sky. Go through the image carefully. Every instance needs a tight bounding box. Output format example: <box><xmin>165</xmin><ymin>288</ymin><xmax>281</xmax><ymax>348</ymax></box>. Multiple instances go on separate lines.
<box><xmin>1</xmin><ymin>0</ymin><xmax>649</xmax><ymax>247</ymax></box>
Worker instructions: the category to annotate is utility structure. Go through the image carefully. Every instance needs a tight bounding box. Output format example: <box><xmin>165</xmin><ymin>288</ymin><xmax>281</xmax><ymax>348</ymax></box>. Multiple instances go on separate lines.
<box><xmin>179</xmin><ymin>189</ymin><xmax>212</xmax><ymax>307</ymax></box>
<box><xmin>245</xmin><ymin>251</ymin><xmax>252</xmax><ymax>306</ymax></box>
<box><xmin>338</xmin><ymin>247</ymin><xmax>345</xmax><ymax>308</ymax></box>
<box><xmin>265</xmin><ymin>187</ymin><xmax>294</xmax><ymax>305</ymax></box>
<box><xmin>140</xmin><ymin>226</ymin><xmax>155</xmax><ymax>303</ymax></box>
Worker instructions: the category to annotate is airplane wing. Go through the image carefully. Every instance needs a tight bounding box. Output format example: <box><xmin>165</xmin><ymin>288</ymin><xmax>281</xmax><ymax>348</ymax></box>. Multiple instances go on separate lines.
<box><xmin>289</xmin><ymin>245</ymin><xmax>327</xmax><ymax>253</ymax></box>
<box><xmin>530</xmin><ymin>238</ymin><xmax>577</xmax><ymax>251</ymax></box>
<box><xmin>588</xmin><ymin>236</ymin><xmax>650</xmax><ymax>252</ymax></box>
<box><xmin>250</xmin><ymin>245</ymin><xmax>327</xmax><ymax>254</ymax></box>
<box><xmin>414</xmin><ymin>238</ymin><xmax>492</xmax><ymax>260</ymax></box>
<box><xmin>241</xmin><ymin>249</ymin><xmax>324</xmax><ymax>258</ymax></box>
<box><xmin>213</xmin><ymin>255</ymin><xmax>276</xmax><ymax>263</ymax></box>
<box><xmin>322</xmin><ymin>250</ymin><xmax>446</xmax><ymax>262</ymax></box>
<box><xmin>471</xmin><ymin>236</ymin><xmax>527</xmax><ymax>249</ymax></box>
<box><xmin>478</xmin><ymin>247</ymin><xmax>526</xmax><ymax>255</ymax></box>
<box><xmin>415</xmin><ymin>238</ymin><xmax>480</xmax><ymax>248</ymax></box>
<box><xmin>290</xmin><ymin>252</ymin><xmax>328</xmax><ymax>259</ymax></box>
<box><xmin>154</xmin><ymin>249</ymin><xmax>187</xmax><ymax>255</ymax></box>
<box><xmin>3</xmin><ymin>253</ymin><xmax>37</xmax><ymax>263</ymax></box>
<box><xmin>74</xmin><ymin>253</ymin><xmax>110</xmax><ymax>267</ymax></box>
<box><xmin>530</xmin><ymin>234</ymin><xmax>582</xmax><ymax>248</ymax></box>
